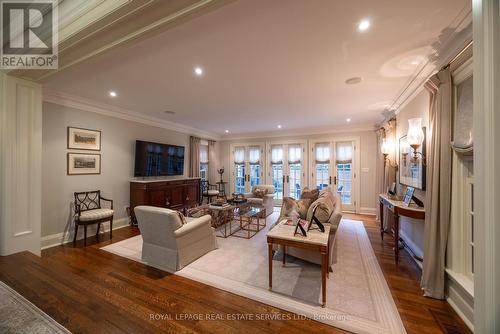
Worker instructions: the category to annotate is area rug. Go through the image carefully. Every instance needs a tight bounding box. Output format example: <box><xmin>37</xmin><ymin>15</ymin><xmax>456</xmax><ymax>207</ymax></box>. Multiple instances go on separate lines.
<box><xmin>0</xmin><ymin>281</ymin><xmax>71</xmax><ymax>334</ymax></box>
<box><xmin>101</xmin><ymin>215</ymin><xmax>406</xmax><ymax>334</ymax></box>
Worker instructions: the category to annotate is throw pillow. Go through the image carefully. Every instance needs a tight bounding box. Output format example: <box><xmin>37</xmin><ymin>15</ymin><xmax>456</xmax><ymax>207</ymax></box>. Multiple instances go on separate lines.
<box><xmin>253</xmin><ymin>188</ymin><xmax>268</xmax><ymax>198</ymax></box>
<box><xmin>301</xmin><ymin>187</ymin><xmax>319</xmax><ymax>202</ymax></box>
<box><xmin>281</xmin><ymin>197</ymin><xmax>300</xmax><ymax>219</ymax></box>
<box><xmin>307</xmin><ymin>197</ymin><xmax>332</xmax><ymax>223</ymax></box>
<box><xmin>296</xmin><ymin>198</ymin><xmax>312</xmax><ymax>219</ymax></box>
<box><xmin>176</xmin><ymin>211</ymin><xmax>187</xmax><ymax>225</ymax></box>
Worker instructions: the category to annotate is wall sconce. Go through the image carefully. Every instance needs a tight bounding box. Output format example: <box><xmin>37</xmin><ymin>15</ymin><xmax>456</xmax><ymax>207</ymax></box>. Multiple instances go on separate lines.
<box><xmin>400</xmin><ymin>141</ymin><xmax>410</xmax><ymax>167</ymax></box>
<box><xmin>381</xmin><ymin>138</ymin><xmax>398</xmax><ymax>170</ymax></box>
<box><xmin>407</xmin><ymin>118</ymin><xmax>426</xmax><ymax>164</ymax></box>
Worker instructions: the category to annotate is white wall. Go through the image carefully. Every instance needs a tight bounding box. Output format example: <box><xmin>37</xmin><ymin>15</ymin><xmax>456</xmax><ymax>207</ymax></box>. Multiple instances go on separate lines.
<box><xmin>395</xmin><ymin>89</ymin><xmax>429</xmax><ymax>258</ymax></box>
<box><xmin>42</xmin><ymin>102</ymin><xmax>193</xmax><ymax>238</ymax></box>
<box><xmin>218</xmin><ymin>130</ymin><xmax>378</xmax><ymax>213</ymax></box>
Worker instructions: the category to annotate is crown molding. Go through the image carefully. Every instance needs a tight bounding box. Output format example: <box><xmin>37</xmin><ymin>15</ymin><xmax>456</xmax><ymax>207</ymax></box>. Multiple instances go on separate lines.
<box><xmin>220</xmin><ymin>124</ymin><xmax>375</xmax><ymax>141</ymax></box>
<box><xmin>381</xmin><ymin>2</ymin><xmax>473</xmax><ymax>124</ymax></box>
<box><xmin>43</xmin><ymin>91</ymin><xmax>221</xmax><ymax>140</ymax></box>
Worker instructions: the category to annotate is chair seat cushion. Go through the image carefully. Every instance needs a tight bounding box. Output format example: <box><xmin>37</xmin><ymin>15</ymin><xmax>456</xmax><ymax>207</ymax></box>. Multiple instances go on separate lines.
<box><xmin>79</xmin><ymin>208</ymin><xmax>114</xmax><ymax>221</ymax></box>
<box><xmin>206</xmin><ymin>190</ymin><xmax>219</xmax><ymax>196</ymax></box>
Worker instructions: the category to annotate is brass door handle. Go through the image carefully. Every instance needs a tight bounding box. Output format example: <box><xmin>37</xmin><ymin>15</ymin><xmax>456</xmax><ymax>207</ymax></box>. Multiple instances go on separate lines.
<box><xmin>282</xmin><ymin>175</ymin><xmax>285</xmax><ymax>184</ymax></box>
<box><xmin>329</xmin><ymin>176</ymin><xmax>332</xmax><ymax>185</ymax></box>
<box><xmin>334</xmin><ymin>176</ymin><xmax>337</xmax><ymax>185</ymax></box>
<box><xmin>286</xmin><ymin>175</ymin><xmax>289</xmax><ymax>183</ymax></box>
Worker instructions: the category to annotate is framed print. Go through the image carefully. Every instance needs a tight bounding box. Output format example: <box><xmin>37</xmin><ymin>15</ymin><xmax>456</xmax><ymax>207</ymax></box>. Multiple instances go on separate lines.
<box><xmin>67</xmin><ymin>127</ymin><xmax>101</xmax><ymax>151</ymax></box>
<box><xmin>67</xmin><ymin>153</ymin><xmax>101</xmax><ymax>175</ymax></box>
<box><xmin>402</xmin><ymin>186</ymin><xmax>415</xmax><ymax>206</ymax></box>
<box><xmin>399</xmin><ymin>127</ymin><xmax>426</xmax><ymax>190</ymax></box>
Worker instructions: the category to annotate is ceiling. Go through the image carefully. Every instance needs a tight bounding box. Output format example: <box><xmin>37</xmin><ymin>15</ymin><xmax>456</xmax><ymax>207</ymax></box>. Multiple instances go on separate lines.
<box><xmin>43</xmin><ymin>0</ymin><xmax>471</xmax><ymax>137</ymax></box>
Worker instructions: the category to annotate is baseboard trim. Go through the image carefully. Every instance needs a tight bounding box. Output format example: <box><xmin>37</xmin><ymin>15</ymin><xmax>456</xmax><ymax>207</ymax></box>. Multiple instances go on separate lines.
<box><xmin>359</xmin><ymin>207</ymin><xmax>377</xmax><ymax>216</ymax></box>
<box><xmin>447</xmin><ymin>296</ymin><xmax>474</xmax><ymax>332</ymax></box>
<box><xmin>41</xmin><ymin>217</ymin><xmax>130</xmax><ymax>250</ymax></box>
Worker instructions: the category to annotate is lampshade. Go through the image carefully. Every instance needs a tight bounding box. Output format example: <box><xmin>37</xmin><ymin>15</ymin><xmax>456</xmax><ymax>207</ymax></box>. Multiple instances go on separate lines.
<box><xmin>381</xmin><ymin>138</ymin><xmax>390</xmax><ymax>155</ymax></box>
<box><xmin>407</xmin><ymin>118</ymin><xmax>424</xmax><ymax>147</ymax></box>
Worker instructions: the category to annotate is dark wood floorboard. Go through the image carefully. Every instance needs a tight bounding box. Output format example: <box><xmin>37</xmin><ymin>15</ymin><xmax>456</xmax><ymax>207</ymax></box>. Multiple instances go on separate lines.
<box><xmin>0</xmin><ymin>214</ymin><xmax>471</xmax><ymax>334</ymax></box>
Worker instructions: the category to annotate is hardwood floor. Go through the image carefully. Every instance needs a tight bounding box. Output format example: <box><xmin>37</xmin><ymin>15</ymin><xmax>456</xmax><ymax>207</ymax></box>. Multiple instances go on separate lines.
<box><xmin>0</xmin><ymin>214</ymin><xmax>471</xmax><ymax>334</ymax></box>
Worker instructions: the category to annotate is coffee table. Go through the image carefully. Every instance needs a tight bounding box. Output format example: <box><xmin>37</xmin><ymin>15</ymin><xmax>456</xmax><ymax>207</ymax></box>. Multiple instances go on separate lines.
<box><xmin>187</xmin><ymin>204</ymin><xmax>234</xmax><ymax>238</ymax></box>
<box><xmin>266</xmin><ymin>219</ymin><xmax>331</xmax><ymax>307</ymax></box>
<box><xmin>230</xmin><ymin>204</ymin><xmax>266</xmax><ymax>239</ymax></box>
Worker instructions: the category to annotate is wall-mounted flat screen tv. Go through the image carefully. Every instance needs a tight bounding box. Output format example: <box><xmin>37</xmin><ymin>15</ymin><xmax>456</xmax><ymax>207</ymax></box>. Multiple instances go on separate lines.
<box><xmin>134</xmin><ymin>140</ymin><xmax>185</xmax><ymax>177</ymax></box>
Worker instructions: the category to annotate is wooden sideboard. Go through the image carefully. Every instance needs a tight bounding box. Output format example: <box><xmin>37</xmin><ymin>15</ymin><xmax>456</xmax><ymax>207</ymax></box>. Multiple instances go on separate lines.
<box><xmin>130</xmin><ymin>178</ymin><xmax>201</xmax><ymax>223</ymax></box>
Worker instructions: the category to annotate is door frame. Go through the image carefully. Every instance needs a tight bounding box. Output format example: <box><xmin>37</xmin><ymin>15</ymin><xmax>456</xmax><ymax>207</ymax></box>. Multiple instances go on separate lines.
<box><xmin>308</xmin><ymin>136</ymin><xmax>361</xmax><ymax>213</ymax></box>
<box><xmin>229</xmin><ymin>142</ymin><xmax>266</xmax><ymax>194</ymax></box>
<box><xmin>265</xmin><ymin>139</ymin><xmax>308</xmax><ymax>205</ymax></box>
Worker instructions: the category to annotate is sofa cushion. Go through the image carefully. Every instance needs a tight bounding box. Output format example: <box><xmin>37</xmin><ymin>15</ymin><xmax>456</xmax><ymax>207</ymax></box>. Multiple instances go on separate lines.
<box><xmin>301</xmin><ymin>187</ymin><xmax>319</xmax><ymax>202</ymax></box>
<box><xmin>79</xmin><ymin>208</ymin><xmax>113</xmax><ymax>221</ymax></box>
<box><xmin>296</xmin><ymin>199</ymin><xmax>312</xmax><ymax>219</ymax></box>
<box><xmin>307</xmin><ymin>197</ymin><xmax>332</xmax><ymax>223</ymax></box>
<box><xmin>252</xmin><ymin>188</ymin><xmax>268</xmax><ymax>198</ymax></box>
<box><xmin>281</xmin><ymin>197</ymin><xmax>300</xmax><ymax>218</ymax></box>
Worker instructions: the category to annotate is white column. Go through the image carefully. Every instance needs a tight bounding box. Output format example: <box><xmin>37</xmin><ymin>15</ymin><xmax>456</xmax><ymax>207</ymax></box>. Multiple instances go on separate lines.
<box><xmin>473</xmin><ymin>0</ymin><xmax>500</xmax><ymax>332</ymax></box>
<box><xmin>0</xmin><ymin>72</ymin><xmax>42</xmax><ymax>256</ymax></box>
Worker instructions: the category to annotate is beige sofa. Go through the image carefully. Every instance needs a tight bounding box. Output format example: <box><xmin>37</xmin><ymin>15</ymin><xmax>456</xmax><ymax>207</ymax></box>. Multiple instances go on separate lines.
<box><xmin>243</xmin><ymin>185</ymin><xmax>275</xmax><ymax>217</ymax></box>
<box><xmin>272</xmin><ymin>187</ymin><xmax>342</xmax><ymax>266</ymax></box>
<box><xmin>134</xmin><ymin>206</ymin><xmax>217</xmax><ymax>272</ymax></box>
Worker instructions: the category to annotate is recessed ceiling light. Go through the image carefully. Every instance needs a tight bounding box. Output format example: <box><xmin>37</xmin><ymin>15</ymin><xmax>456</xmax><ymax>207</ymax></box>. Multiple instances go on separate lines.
<box><xmin>225</xmin><ymin>130</ymin><xmax>229</xmax><ymax>134</ymax></box>
<box><xmin>277</xmin><ymin>125</ymin><xmax>282</xmax><ymax>129</ymax></box>
<box><xmin>109</xmin><ymin>91</ymin><xmax>117</xmax><ymax>97</ymax></box>
<box><xmin>346</xmin><ymin>118</ymin><xmax>352</xmax><ymax>122</ymax></box>
<box><xmin>358</xmin><ymin>19</ymin><xmax>371</xmax><ymax>32</ymax></box>
<box><xmin>345</xmin><ymin>77</ymin><xmax>362</xmax><ymax>85</ymax></box>
<box><xmin>194</xmin><ymin>67</ymin><xmax>203</xmax><ymax>76</ymax></box>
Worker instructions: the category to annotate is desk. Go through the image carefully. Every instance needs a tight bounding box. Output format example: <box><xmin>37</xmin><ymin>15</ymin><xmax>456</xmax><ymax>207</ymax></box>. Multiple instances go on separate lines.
<box><xmin>379</xmin><ymin>194</ymin><xmax>425</xmax><ymax>263</ymax></box>
<box><xmin>267</xmin><ymin>220</ymin><xmax>331</xmax><ymax>307</ymax></box>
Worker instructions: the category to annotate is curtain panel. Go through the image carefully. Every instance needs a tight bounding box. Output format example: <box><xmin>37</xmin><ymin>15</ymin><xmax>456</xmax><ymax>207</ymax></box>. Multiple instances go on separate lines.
<box><xmin>248</xmin><ymin>146</ymin><xmax>261</xmax><ymax>165</ymax></box>
<box><xmin>288</xmin><ymin>145</ymin><xmax>302</xmax><ymax>164</ymax></box>
<box><xmin>271</xmin><ymin>146</ymin><xmax>283</xmax><ymax>164</ymax></box>
<box><xmin>189</xmin><ymin>136</ymin><xmax>201</xmax><ymax>178</ymax></box>
<box><xmin>208</xmin><ymin>140</ymin><xmax>217</xmax><ymax>182</ymax></box>
<box><xmin>234</xmin><ymin>147</ymin><xmax>245</xmax><ymax>164</ymax></box>
<box><xmin>315</xmin><ymin>143</ymin><xmax>330</xmax><ymax>163</ymax></box>
<box><xmin>200</xmin><ymin>144</ymin><xmax>209</xmax><ymax>164</ymax></box>
<box><xmin>336</xmin><ymin>142</ymin><xmax>353</xmax><ymax>164</ymax></box>
<box><xmin>376</xmin><ymin>119</ymin><xmax>396</xmax><ymax>229</ymax></box>
<box><xmin>421</xmin><ymin>68</ymin><xmax>453</xmax><ymax>299</ymax></box>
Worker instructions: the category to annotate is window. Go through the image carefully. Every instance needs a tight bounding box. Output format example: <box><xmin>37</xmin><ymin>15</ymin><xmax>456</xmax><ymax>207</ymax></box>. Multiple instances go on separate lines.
<box><xmin>336</xmin><ymin>142</ymin><xmax>353</xmax><ymax>205</ymax></box>
<box><xmin>288</xmin><ymin>145</ymin><xmax>302</xmax><ymax>200</ymax></box>
<box><xmin>315</xmin><ymin>143</ymin><xmax>330</xmax><ymax>190</ymax></box>
<box><xmin>249</xmin><ymin>146</ymin><xmax>261</xmax><ymax>187</ymax></box>
<box><xmin>234</xmin><ymin>147</ymin><xmax>245</xmax><ymax>193</ymax></box>
<box><xmin>271</xmin><ymin>146</ymin><xmax>283</xmax><ymax>199</ymax></box>
<box><xmin>200</xmin><ymin>144</ymin><xmax>209</xmax><ymax>181</ymax></box>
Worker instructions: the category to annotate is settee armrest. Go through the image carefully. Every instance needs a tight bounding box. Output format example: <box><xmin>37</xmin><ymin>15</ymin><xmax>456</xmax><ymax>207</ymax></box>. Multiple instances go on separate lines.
<box><xmin>174</xmin><ymin>214</ymin><xmax>212</xmax><ymax>237</ymax></box>
<box><xmin>100</xmin><ymin>197</ymin><xmax>114</xmax><ymax>209</ymax></box>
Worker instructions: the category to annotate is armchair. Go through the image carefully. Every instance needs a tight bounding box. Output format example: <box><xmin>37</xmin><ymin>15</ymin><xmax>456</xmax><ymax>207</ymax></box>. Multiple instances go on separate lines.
<box><xmin>73</xmin><ymin>190</ymin><xmax>114</xmax><ymax>246</ymax></box>
<box><xmin>243</xmin><ymin>185</ymin><xmax>275</xmax><ymax>217</ymax></box>
<box><xmin>134</xmin><ymin>206</ymin><xmax>217</xmax><ymax>272</ymax></box>
<box><xmin>201</xmin><ymin>179</ymin><xmax>220</xmax><ymax>204</ymax></box>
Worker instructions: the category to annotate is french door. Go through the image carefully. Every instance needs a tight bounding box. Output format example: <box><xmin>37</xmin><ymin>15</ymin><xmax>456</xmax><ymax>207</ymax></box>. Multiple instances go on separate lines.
<box><xmin>231</xmin><ymin>144</ymin><xmax>265</xmax><ymax>194</ymax></box>
<box><xmin>268</xmin><ymin>142</ymin><xmax>306</xmax><ymax>205</ymax></box>
<box><xmin>310</xmin><ymin>139</ymin><xmax>359</xmax><ymax>212</ymax></box>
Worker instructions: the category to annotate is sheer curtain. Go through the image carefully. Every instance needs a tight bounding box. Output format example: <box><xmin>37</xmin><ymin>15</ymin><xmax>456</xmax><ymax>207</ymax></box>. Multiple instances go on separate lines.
<box><xmin>271</xmin><ymin>146</ymin><xmax>283</xmax><ymax>164</ymax></box>
<box><xmin>315</xmin><ymin>143</ymin><xmax>330</xmax><ymax>163</ymax></box>
<box><xmin>199</xmin><ymin>144</ymin><xmax>208</xmax><ymax>164</ymax></box>
<box><xmin>189</xmin><ymin>136</ymin><xmax>200</xmax><ymax>177</ymax></box>
<box><xmin>234</xmin><ymin>147</ymin><xmax>245</xmax><ymax>164</ymax></box>
<box><xmin>421</xmin><ymin>68</ymin><xmax>452</xmax><ymax>299</ymax></box>
<box><xmin>336</xmin><ymin>142</ymin><xmax>352</xmax><ymax>164</ymax></box>
<box><xmin>248</xmin><ymin>146</ymin><xmax>261</xmax><ymax>165</ymax></box>
<box><xmin>288</xmin><ymin>145</ymin><xmax>302</xmax><ymax>164</ymax></box>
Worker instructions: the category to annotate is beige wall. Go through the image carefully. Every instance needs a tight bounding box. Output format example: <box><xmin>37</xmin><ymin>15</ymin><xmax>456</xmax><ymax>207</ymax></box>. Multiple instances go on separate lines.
<box><xmin>42</xmin><ymin>102</ymin><xmax>194</xmax><ymax>237</ymax></box>
<box><xmin>395</xmin><ymin>89</ymin><xmax>429</xmax><ymax>258</ymax></box>
<box><xmin>218</xmin><ymin>130</ymin><xmax>378</xmax><ymax>212</ymax></box>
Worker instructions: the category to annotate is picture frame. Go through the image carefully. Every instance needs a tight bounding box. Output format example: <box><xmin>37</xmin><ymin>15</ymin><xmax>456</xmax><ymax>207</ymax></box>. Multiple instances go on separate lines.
<box><xmin>67</xmin><ymin>127</ymin><xmax>101</xmax><ymax>151</ymax></box>
<box><xmin>399</xmin><ymin>127</ymin><xmax>426</xmax><ymax>190</ymax></box>
<box><xmin>67</xmin><ymin>153</ymin><xmax>101</xmax><ymax>175</ymax></box>
<box><xmin>402</xmin><ymin>186</ymin><xmax>415</xmax><ymax>206</ymax></box>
